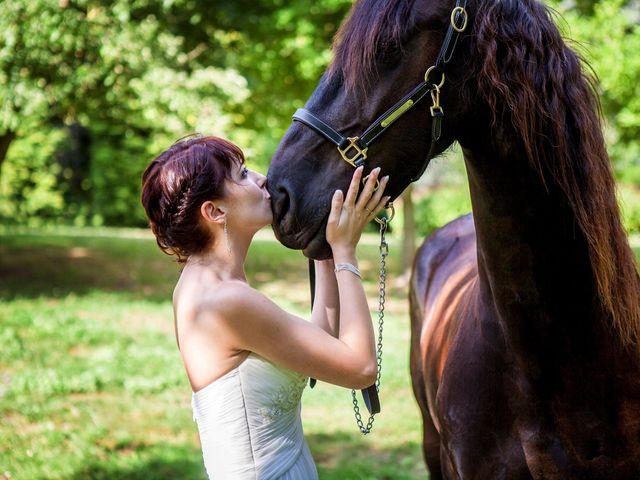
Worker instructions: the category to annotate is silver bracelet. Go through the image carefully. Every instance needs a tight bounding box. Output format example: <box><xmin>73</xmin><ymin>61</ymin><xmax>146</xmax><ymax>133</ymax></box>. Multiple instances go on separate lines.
<box><xmin>334</xmin><ymin>262</ymin><xmax>361</xmax><ymax>278</ymax></box>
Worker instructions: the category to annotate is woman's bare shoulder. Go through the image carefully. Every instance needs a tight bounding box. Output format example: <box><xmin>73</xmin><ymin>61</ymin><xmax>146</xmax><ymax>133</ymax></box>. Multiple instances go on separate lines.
<box><xmin>176</xmin><ymin>280</ymin><xmax>272</xmax><ymax>325</ymax></box>
<box><xmin>203</xmin><ymin>282</ymin><xmax>279</xmax><ymax>321</ymax></box>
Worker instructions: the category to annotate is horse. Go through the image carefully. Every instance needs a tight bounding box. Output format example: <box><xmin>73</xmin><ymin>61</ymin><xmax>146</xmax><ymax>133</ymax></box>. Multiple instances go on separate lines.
<box><xmin>266</xmin><ymin>0</ymin><xmax>640</xmax><ymax>477</ymax></box>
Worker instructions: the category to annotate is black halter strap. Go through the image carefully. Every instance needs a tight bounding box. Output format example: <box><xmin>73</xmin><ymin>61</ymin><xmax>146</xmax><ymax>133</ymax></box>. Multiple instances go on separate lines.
<box><xmin>292</xmin><ymin>0</ymin><xmax>469</xmax><ymax>183</ymax></box>
<box><xmin>293</xmin><ymin>79</ymin><xmax>435</xmax><ymax>169</ymax></box>
<box><xmin>293</xmin><ymin>109</ymin><xmax>351</xmax><ymax>151</ymax></box>
<box><xmin>300</xmin><ymin>0</ymin><xmax>470</xmax><ymax>417</ymax></box>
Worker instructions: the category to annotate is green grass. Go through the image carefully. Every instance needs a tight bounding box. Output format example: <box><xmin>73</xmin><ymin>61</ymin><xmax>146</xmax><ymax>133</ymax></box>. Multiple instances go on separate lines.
<box><xmin>0</xmin><ymin>227</ymin><xmax>427</xmax><ymax>480</ymax></box>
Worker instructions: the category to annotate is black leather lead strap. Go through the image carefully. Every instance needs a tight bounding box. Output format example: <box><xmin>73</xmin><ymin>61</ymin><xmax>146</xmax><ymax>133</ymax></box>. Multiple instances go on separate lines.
<box><xmin>308</xmin><ymin>258</ymin><xmax>317</xmax><ymax>389</ymax></box>
<box><xmin>362</xmin><ymin>385</ymin><xmax>381</xmax><ymax>414</ymax></box>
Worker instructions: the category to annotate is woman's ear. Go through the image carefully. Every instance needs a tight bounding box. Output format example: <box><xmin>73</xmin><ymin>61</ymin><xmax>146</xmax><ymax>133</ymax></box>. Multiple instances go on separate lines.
<box><xmin>200</xmin><ymin>201</ymin><xmax>226</xmax><ymax>225</ymax></box>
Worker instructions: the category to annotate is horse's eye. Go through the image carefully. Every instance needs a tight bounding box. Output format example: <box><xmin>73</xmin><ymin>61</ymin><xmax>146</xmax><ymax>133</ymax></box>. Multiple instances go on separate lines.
<box><xmin>379</xmin><ymin>40</ymin><xmax>402</xmax><ymax>67</ymax></box>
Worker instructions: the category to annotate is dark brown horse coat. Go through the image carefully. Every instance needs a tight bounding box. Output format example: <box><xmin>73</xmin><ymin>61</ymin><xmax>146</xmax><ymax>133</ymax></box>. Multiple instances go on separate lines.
<box><xmin>411</xmin><ymin>201</ymin><xmax>640</xmax><ymax>479</ymax></box>
<box><xmin>266</xmin><ymin>0</ymin><xmax>640</xmax><ymax>477</ymax></box>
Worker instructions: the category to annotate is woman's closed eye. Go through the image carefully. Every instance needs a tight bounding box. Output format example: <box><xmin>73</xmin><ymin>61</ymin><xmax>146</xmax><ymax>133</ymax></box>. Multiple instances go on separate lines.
<box><xmin>241</xmin><ymin>167</ymin><xmax>249</xmax><ymax>179</ymax></box>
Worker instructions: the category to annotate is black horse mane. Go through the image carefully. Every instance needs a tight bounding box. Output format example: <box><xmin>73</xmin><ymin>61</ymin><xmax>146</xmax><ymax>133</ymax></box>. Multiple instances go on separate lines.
<box><xmin>329</xmin><ymin>0</ymin><xmax>420</xmax><ymax>93</ymax></box>
<box><xmin>467</xmin><ymin>0</ymin><xmax>640</xmax><ymax>350</ymax></box>
<box><xmin>329</xmin><ymin>0</ymin><xmax>640</xmax><ymax>351</ymax></box>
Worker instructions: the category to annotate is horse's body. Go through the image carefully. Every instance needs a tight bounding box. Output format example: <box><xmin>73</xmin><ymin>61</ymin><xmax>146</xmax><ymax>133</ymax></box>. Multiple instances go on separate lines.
<box><xmin>266</xmin><ymin>0</ymin><xmax>640</xmax><ymax>477</ymax></box>
<box><xmin>411</xmin><ymin>212</ymin><xmax>640</xmax><ymax>478</ymax></box>
<box><xmin>409</xmin><ymin>214</ymin><xmax>479</xmax><ymax>478</ymax></box>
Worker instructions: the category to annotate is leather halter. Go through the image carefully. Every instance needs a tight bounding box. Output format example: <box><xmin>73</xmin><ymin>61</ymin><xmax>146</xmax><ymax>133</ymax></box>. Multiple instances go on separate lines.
<box><xmin>300</xmin><ymin>0</ymin><xmax>470</xmax><ymax>418</ymax></box>
<box><xmin>292</xmin><ymin>0</ymin><xmax>469</xmax><ymax>184</ymax></box>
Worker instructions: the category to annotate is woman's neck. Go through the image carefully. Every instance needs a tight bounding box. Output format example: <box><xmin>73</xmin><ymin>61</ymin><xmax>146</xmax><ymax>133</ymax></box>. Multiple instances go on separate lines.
<box><xmin>185</xmin><ymin>230</ymin><xmax>254</xmax><ymax>283</ymax></box>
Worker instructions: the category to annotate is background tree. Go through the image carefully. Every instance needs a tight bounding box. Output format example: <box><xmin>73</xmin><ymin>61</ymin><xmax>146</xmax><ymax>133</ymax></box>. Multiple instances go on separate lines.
<box><xmin>0</xmin><ymin>0</ymin><xmax>638</xmax><ymax>235</ymax></box>
<box><xmin>0</xmin><ymin>0</ymin><xmax>351</xmax><ymax>225</ymax></box>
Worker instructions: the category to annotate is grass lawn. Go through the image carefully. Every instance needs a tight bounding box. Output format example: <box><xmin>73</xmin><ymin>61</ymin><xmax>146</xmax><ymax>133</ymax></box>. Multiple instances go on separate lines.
<box><xmin>0</xmin><ymin>227</ymin><xmax>427</xmax><ymax>480</ymax></box>
<box><xmin>5</xmin><ymin>226</ymin><xmax>635</xmax><ymax>480</ymax></box>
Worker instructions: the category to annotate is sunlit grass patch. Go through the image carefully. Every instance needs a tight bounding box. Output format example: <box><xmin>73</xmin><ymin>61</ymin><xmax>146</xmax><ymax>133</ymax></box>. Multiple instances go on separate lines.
<box><xmin>2</xmin><ymin>226</ymin><xmax>638</xmax><ymax>479</ymax></box>
<box><xmin>0</xmin><ymin>227</ymin><xmax>427</xmax><ymax>479</ymax></box>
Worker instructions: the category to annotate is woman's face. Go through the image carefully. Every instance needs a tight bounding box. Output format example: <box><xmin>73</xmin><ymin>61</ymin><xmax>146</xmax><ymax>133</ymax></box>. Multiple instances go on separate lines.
<box><xmin>224</xmin><ymin>163</ymin><xmax>273</xmax><ymax>231</ymax></box>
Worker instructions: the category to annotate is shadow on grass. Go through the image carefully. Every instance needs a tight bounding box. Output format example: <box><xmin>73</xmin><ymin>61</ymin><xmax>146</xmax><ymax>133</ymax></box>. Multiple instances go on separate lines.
<box><xmin>308</xmin><ymin>430</ymin><xmax>428</xmax><ymax>480</ymax></box>
<box><xmin>65</xmin><ymin>455</ymin><xmax>206</xmax><ymax>480</ymax></box>
<box><xmin>0</xmin><ymin>233</ymin><xmax>178</xmax><ymax>301</ymax></box>
<box><xmin>58</xmin><ymin>433</ymin><xmax>427</xmax><ymax>480</ymax></box>
<box><xmin>0</xmin><ymin>233</ymin><xmax>310</xmax><ymax>302</ymax></box>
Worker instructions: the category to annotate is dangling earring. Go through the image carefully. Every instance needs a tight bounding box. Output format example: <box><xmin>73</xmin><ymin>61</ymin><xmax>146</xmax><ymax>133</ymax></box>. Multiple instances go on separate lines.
<box><xmin>223</xmin><ymin>216</ymin><xmax>232</xmax><ymax>255</ymax></box>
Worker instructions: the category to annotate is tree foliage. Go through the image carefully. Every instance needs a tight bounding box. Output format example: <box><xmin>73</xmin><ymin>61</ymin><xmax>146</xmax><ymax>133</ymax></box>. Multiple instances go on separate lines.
<box><xmin>0</xmin><ymin>0</ymin><xmax>638</xmax><ymax>230</ymax></box>
<box><xmin>0</xmin><ymin>0</ymin><xmax>350</xmax><ymax>225</ymax></box>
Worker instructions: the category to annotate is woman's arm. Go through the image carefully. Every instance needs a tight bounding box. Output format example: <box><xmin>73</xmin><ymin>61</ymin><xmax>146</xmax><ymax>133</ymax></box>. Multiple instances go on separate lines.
<box><xmin>193</xmin><ymin>167</ymin><xmax>390</xmax><ymax>389</ymax></box>
<box><xmin>198</xmin><ymin>283</ymin><xmax>376</xmax><ymax>389</ymax></box>
<box><xmin>310</xmin><ymin>259</ymin><xmax>340</xmax><ymax>337</ymax></box>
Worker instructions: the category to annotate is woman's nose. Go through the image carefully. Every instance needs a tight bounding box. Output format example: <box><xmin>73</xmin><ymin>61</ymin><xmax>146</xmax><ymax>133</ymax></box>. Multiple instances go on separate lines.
<box><xmin>256</xmin><ymin>173</ymin><xmax>267</xmax><ymax>188</ymax></box>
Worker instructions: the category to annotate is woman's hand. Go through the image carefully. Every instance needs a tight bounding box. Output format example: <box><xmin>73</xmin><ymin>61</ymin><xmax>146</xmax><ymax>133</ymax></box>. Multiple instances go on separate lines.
<box><xmin>196</xmin><ymin>169</ymin><xmax>388</xmax><ymax>391</ymax></box>
<box><xmin>326</xmin><ymin>166</ymin><xmax>390</xmax><ymax>258</ymax></box>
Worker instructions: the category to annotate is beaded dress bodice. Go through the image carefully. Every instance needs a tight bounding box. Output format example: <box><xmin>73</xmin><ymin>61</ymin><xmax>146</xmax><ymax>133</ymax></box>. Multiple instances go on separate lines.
<box><xmin>191</xmin><ymin>353</ymin><xmax>317</xmax><ymax>479</ymax></box>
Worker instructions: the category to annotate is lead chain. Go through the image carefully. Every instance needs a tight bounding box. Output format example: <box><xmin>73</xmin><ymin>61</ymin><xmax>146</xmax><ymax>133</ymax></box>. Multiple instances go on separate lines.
<box><xmin>351</xmin><ymin>217</ymin><xmax>388</xmax><ymax>434</ymax></box>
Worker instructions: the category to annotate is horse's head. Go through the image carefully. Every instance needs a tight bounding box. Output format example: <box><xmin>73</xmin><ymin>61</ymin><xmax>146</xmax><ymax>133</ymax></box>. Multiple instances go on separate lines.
<box><xmin>268</xmin><ymin>0</ymin><xmax>474</xmax><ymax>258</ymax></box>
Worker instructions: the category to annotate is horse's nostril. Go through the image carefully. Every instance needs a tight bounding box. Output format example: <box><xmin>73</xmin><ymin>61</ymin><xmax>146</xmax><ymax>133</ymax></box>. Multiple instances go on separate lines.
<box><xmin>272</xmin><ymin>184</ymin><xmax>291</xmax><ymax>226</ymax></box>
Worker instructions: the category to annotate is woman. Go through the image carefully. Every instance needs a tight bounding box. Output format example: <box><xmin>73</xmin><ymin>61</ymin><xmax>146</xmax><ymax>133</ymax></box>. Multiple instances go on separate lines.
<box><xmin>140</xmin><ymin>135</ymin><xmax>390</xmax><ymax>479</ymax></box>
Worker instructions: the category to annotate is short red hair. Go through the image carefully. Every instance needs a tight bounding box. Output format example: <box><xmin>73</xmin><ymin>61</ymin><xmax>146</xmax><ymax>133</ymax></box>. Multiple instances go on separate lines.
<box><xmin>140</xmin><ymin>135</ymin><xmax>245</xmax><ymax>262</ymax></box>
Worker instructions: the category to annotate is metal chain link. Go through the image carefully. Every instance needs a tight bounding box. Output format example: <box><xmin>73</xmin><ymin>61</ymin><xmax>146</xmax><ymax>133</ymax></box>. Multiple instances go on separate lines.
<box><xmin>351</xmin><ymin>217</ymin><xmax>388</xmax><ymax>434</ymax></box>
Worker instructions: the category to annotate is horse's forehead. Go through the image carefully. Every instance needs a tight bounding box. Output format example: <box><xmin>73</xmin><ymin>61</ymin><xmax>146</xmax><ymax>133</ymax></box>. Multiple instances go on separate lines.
<box><xmin>328</xmin><ymin>0</ymin><xmax>428</xmax><ymax>93</ymax></box>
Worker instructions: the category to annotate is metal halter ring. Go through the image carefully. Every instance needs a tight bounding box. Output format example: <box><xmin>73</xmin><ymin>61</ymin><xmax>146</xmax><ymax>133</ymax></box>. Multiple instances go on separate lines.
<box><xmin>424</xmin><ymin>66</ymin><xmax>445</xmax><ymax>89</ymax></box>
<box><xmin>362</xmin><ymin>174</ymin><xmax>381</xmax><ymax>191</ymax></box>
<box><xmin>374</xmin><ymin>202</ymin><xmax>395</xmax><ymax>225</ymax></box>
<box><xmin>451</xmin><ymin>6</ymin><xmax>468</xmax><ymax>33</ymax></box>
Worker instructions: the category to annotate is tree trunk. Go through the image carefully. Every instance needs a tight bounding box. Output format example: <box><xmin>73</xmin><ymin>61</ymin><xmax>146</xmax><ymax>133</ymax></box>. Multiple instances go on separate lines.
<box><xmin>0</xmin><ymin>131</ymin><xmax>16</xmax><ymax>179</ymax></box>
<box><xmin>401</xmin><ymin>184</ymin><xmax>417</xmax><ymax>277</ymax></box>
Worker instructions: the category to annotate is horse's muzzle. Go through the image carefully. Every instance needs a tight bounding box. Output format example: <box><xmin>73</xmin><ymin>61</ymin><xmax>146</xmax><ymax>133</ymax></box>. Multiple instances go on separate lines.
<box><xmin>267</xmin><ymin>180</ymin><xmax>332</xmax><ymax>259</ymax></box>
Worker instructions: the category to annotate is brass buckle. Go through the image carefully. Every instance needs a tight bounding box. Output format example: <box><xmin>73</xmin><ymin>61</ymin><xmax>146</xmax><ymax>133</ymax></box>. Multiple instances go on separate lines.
<box><xmin>338</xmin><ymin>136</ymin><xmax>368</xmax><ymax>168</ymax></box>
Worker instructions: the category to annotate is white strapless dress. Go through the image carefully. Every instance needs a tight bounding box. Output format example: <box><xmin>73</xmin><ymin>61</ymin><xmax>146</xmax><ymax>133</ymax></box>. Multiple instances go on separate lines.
<box><xmin>191</xmin><ymin>353</ymin><xmax>318</xmax><ymax>479</ymax></box>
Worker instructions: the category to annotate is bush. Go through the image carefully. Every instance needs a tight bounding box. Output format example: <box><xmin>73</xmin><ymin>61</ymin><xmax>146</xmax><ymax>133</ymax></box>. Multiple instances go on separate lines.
<box><xmin>414</xmin><ymin>184</ymin><xmax>472</xmax><ymax>238</ymax></box>
<box><xmin>0</xmin><ymin>128</ymin><xmax>66</xmax><ymax>225</ymax></box>
<box><xmin>618</xmin><ymin>183</ymin><xmax>640</xmax><ymax>235</ymax></box>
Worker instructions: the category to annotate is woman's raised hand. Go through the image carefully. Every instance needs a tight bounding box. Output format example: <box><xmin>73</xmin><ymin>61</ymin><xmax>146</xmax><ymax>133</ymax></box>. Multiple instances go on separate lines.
<box><xmin>326</xmin><ymin>166</ymin><xmax>390</xmax><ymax>257</ymax></box>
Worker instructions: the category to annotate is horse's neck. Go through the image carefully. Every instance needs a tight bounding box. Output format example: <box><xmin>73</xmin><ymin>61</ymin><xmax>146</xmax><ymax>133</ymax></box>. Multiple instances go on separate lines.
<box><xmin>462</xmin><ymin>145</ymin><xmax>607</xmax><ymax>360</ymax></box>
